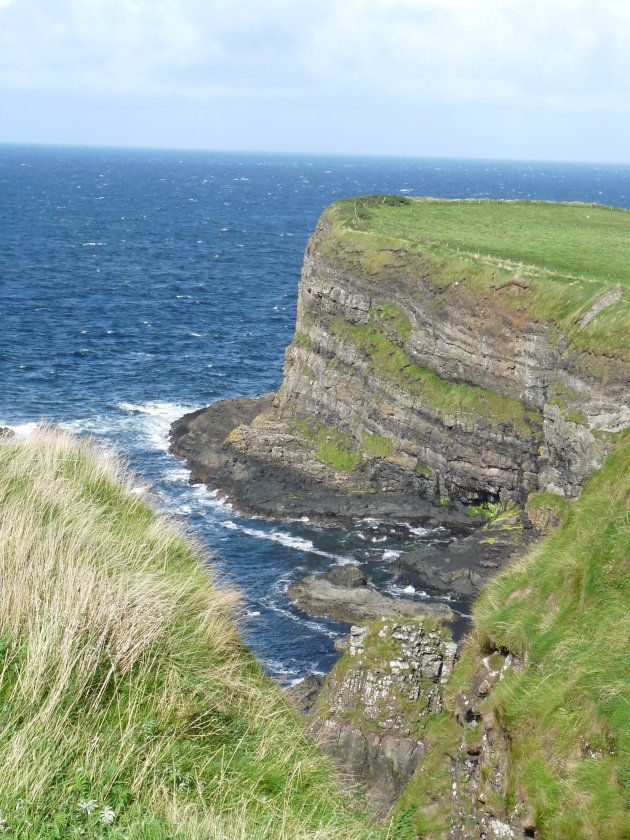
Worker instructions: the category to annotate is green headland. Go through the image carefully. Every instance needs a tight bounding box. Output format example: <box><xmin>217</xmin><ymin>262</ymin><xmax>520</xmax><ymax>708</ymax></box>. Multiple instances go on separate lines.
<box><xmin>318</xmin><ymin>196</ymin><xmax>630</xmax><ymax>360</ymax></box>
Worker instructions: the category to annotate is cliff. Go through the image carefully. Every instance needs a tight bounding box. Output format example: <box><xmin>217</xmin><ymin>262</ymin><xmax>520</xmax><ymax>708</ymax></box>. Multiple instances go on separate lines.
<box><xmin>393</xmin><ymin>429</ymin><xmax>630</xmax><ymax>839</ymax></box>
<box><xmin>171</xmin><ymin>197</ymin><xmax>630</xmax><ymax>525</ymax></box>
<box><xmin>309</xmin><ymin>432</ymin><xmax>630</xmax><ymax>839</ymax></box>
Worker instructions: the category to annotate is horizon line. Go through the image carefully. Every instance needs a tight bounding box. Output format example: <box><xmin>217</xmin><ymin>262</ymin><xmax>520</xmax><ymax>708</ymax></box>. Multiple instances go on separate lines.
<box><xmin>0</xmin><ymin>139</ymin><xmax>627</xmax><ymax>169</ymax></box>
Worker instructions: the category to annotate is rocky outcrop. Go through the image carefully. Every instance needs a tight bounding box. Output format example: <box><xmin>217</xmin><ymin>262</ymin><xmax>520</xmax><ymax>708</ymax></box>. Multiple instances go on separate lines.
<box><xmin>287</xmin><ymin>564</ymin><xmax>455</xmax><ymax>625</ymax></box>
<box><xmin>389</xmin><ymin>507</ymin><xmax>534</xmax><ymax>598</ymax></box>
<box><xmin>309</xmin><ymin>618</ymin><xmax>458</xmax><ymax>815</ymax></box>
<box><xmin>409</xmin><ymin>648</ymin><xmax>543</xmax><ymax>840</ymax></box>
<box><xmin>170</xmin><ymin>200</ymin><xmax>629</xmax><ymax>524</ymax></box>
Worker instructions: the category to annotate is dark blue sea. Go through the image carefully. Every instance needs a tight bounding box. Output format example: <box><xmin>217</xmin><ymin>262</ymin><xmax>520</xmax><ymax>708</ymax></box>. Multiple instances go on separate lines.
<box><xmin>2</xmin><ymin>145</ymin><xmax>629</xmax><ymax>684</ymax></box>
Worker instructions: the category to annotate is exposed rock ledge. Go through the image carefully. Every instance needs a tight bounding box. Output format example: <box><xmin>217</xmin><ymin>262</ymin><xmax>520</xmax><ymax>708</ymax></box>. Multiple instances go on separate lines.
<box><xmin>169</xmin><ymin>393</ymin><xmax>474</xmax><ymax>526</ymax></box>
<box><xmin>287</xmin><ymin>563</ymin><xmax>455</xmax><ymax>625</ymax></box>
<box><xmin>309</xmin><ymin>618</ymin><xmax>458</xmax><ymax>815</ymax></box>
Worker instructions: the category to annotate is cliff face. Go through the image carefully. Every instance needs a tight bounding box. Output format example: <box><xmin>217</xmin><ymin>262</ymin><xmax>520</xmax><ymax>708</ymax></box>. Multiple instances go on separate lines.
<box><xmin>274</xmin><ymin>212</ymin><xmax>626</xmax><ymax>507</ymax></box>
<box><xmin>171</xmin><ymin>198</ymin><xmax>630</xmax><ymax>521</ymax></box>
<box><xmin>309</xmin><ymin>619</ymin><xmax>458</xmax><ymax>816</ymax></box>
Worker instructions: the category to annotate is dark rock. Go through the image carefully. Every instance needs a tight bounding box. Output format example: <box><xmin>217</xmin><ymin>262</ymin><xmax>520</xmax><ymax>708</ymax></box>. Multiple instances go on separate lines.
<box><xmin>324</xmin><ymin>564</ymin><xmax>366</xmax><ymax>589</ymax></box>
<box><xmin>0</xmin><ymin>427</ymin><xmax>14</xmax><ymax>439</ymax></box>
<box><xmin>310</xmin><ymin>618</ymin><xmax>453</xmax><ymax>815</ymax></box>
<box><xmin>389</xmin><ymin>522</ymin><xmax>534</xmax><ymax>598</ymax></box>
<box><xmin>285</xmin><ymin>672</ymin><xmax>324</xmax><ymax>713</ymax></box>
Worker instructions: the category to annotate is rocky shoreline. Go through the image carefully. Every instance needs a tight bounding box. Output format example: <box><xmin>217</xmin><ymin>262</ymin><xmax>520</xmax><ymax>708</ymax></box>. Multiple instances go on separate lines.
<box><xmin>169</xmin><ymin>394</ymin><xmax>476</xmax><ymax>527</ymax></box>
<box><xmin>286</xmin><ymin>563</ymin><xmax>455</xmax><ymax>626</ymax></box>
<box><xmin>169</xmin><ymin>394</ymin><xmax>532</xmax><ymax>612</ymax></box>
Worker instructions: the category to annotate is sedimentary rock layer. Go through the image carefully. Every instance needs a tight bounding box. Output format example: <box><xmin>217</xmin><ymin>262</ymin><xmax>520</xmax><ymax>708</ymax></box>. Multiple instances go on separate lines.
<box><xmin>171</xmin><ymin>199</ymin><xmax>630</xmax><ymax>520</ymax></box>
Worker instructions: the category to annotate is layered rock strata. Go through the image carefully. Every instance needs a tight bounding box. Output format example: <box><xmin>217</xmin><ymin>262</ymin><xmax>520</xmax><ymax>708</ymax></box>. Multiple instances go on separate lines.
<box><xmin>171</xmin><ymin>201</ymin><xmax>629</xmax><ymax>523</ymax></box>
<box><xmin>287</xmin><ymin>563</ymin><xmax>455</xmax><ymax>625</ymax></box>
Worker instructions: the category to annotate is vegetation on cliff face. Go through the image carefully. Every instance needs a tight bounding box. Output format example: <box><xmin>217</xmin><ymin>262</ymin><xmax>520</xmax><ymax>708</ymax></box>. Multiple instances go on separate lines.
<box><xmin>0</xmin><ymin>431</ymin><xmax>382</xmax><ymax>840</ymax></box>
<box><xmin>328</xmin><ymin>309</ymin><xmax>542</xmax><ymax>438</ymax></box>
<box><xmin>397</xmin><ymin>431</ymin><xmax>630</xmax><ymax>839</ymax></box>
<box><xmin>320</xmin><ymin>196</ymin><xmax>630</xmax><ymax>360</ymax></box>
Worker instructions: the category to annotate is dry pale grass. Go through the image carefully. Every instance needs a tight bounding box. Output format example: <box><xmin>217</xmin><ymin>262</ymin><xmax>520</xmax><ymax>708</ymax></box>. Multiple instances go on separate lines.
<box><xmin>0</xmin><ymin>429</ymin><xmax>381</xmax><ymax>839</ymax></box>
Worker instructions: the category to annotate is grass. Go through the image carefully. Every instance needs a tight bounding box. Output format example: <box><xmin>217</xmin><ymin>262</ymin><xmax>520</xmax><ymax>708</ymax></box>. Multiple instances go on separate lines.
<box><xmin>319</xmin><ymin>197</ymin><xmax>630</xmax><ymax>361</ymax></box>
<box><xmin>289</xmin><ymin>419</ymin><xmax>402</xmax><ymax>474</ymax></box>
<box><xmin>403</xmin><ymin>430</ymin><xmax>630</xmax><ymax>839</ymax></box>
<box><xmin>0</xmin><ymin>430</ymin><xmax>384</xmax><ymax>839</ymax></box>
<box><xmin>393</xmin><ymin>713</ymin><xmax>460</xmax><ymax>838</ymax></box>
<box><xmin>470</xmin><ymin>430</ymin><xmax>630</xmax><ymax>839</ymax></box>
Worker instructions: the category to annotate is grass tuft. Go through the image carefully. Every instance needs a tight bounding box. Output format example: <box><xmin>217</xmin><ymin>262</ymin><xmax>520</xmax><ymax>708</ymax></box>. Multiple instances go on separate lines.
<box><xmin>0</xmin><ymin>429</ymin><xmax>382</xmax><ymax>839</ymax></box>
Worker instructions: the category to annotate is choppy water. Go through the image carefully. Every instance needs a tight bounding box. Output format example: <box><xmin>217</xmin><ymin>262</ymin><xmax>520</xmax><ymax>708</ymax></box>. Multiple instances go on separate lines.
<box><xmin>2</xmin><ymin>145</ymin><xmax>629</xmax><ymax>682</ymax></box>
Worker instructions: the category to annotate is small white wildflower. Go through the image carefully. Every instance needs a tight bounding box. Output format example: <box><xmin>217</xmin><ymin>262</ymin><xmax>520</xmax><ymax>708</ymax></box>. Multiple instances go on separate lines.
<box><xmin>100</xmin><ymin>806</ymin><xmax>115</xmax><ymax>826</ymax></box>
<box><xmin>0</xmin><ymin>810</ymin><xmax>6</xmax><ymax>832</ymax></box>
<box><xmin>77</xmin><ymin>799</ymin><xmax>98</xmax><ymax>815</ymax></box>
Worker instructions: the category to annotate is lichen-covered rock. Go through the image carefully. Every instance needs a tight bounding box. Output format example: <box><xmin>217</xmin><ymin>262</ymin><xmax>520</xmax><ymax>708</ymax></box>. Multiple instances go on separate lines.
<box><xmin>310</xmin><ymin>617</ymin><xmax>457</xmax><ymax>815</ymax></box>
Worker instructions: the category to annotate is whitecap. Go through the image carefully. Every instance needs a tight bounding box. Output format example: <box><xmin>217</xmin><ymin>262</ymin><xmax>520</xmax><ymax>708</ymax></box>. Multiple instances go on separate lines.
<box><xmin>408</xmin><ymin>525</ymin><xmax>431</xmax><ymax>537</ymax></box>
<box><xmin>220</xmin><ymin>520</ymin><xmax>353</xmax><ymax>563</ymax></box>
<box><xmin>382</xmin><ymin>549</ymin><xmax>401</xmax><ymax>561</ymax></box>
<box><xmin>116</xmin><ymin>401</ymin><xmax>196</xmax><ymax>452</ymax></box>
<box><xmin>2</xmin><ymin>421</ymin><xmax>38</xmax><ymax>439</ymax></box>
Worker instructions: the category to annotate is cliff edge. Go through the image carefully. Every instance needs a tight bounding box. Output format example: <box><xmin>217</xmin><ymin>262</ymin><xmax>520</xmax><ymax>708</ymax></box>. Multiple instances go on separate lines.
<box><xmin>171</xmin><ymin>196</ymin><xmax>630</xmax><ymax>523</ymax></box>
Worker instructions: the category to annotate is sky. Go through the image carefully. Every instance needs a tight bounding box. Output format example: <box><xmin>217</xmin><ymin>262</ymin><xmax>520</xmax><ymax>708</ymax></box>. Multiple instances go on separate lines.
<box><xmin>0</xmin><ymin>0</ymin><xmax>628</xmax><ymax>162</ymax></box>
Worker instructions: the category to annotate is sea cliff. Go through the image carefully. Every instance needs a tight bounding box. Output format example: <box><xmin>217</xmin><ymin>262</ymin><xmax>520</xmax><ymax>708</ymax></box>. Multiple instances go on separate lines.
<box><xmin>171</xmin><ymin>197</ymin><xmax>630</xmax><ymax>526</ymax></box>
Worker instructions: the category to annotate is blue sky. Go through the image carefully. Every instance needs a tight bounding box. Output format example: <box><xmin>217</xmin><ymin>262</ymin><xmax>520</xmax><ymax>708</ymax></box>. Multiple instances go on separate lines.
<box><xmin>1</xmin><ymin>0</ymin><xmax>628</xmax><ymax>161</ymax></box>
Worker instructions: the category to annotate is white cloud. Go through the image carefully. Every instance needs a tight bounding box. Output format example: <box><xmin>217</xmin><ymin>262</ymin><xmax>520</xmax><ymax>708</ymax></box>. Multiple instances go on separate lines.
<box><xmin>0</xmin><ymin>0</ymin><xmax>627</xmax><ymax>113</ymax></box>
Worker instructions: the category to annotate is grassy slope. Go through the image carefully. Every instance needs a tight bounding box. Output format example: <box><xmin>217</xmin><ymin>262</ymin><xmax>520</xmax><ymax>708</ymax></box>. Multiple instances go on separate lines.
<box><xmin>320</xmin><ymin>196</ymin><xmax>630</xmax><ymax>361</ymax></box>
<box><xmin>399</xmin><ymin>431</ymin><xmax>630</xmax><ymax>839</ymax></box>
<box><xmin>0</xmin><ymin>431</ymin><xmax>383</xmax><ymax>840</ymax></box>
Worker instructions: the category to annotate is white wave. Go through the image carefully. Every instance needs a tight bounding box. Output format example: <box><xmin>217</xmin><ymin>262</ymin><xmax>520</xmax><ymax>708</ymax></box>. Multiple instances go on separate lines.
<box><xmin>220</xmin><ymin>520</ymin><xmax>353</xmax><ymax>563</ymax></box>
<box><xmin>385</xmin><ymin>581</ymin><xmax>430</xmax><ymax>599</ymax></box>
<box><xmin>382</xmin><ymin>549</ymin><xmax>401</xmax><ymax>561</ymax></box>
<box><xmin>261</xmin><ymin>658</ymin><xmax>300</xmax><ymax>680</ymax></box>
<box><xmin>408</xmin><ymin>525</ymin><xmax>431</xmax><ymax>537</ymax></box>
<box><xmin>258</xmin><ymin>596</ymin><xmax>340</xmax><ymax>639</ymax></box>
<box><xmin>2</xmin><ymin>421</ymin><xmax>38</xmax><ymax>439</ymax></box>
<box><xmin>164</xmin><ymin>467</ymin><xmax>193</xmax><ymax>484</ymax></box>
<box><xmin>116</xmin><ymin>401</ymin><xmax>195</xmax><ymax>451</ymax></box>
<box><xmin>187</xmin><ymin>332</ymin><xmax>202</xmax><ymax>338</ymax></box>
<box><xmin>193</xmin><ymin>487</ymin><xmax>233</xmax><ymax>511</ymax></box>
<box><xmin>246</xmin><ymin>610</ymin><xmax>261</xmax><ymax>618</ymax></box>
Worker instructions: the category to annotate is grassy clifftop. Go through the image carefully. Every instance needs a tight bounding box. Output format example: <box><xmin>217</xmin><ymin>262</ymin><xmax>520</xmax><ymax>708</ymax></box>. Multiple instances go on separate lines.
<box><xmin>319</xmin><ymin>196</ymin><xmax>630</xmax><ymax>360</ymax></box>
<box><xmin>0</xmin><ymin>431</ymin><xmax>380</xmax><ymax>839</ymax></box>
<box><xmin>397</xmin><ymin>430</ymin><xmax>630</xmax><ymax>839</ymax></box>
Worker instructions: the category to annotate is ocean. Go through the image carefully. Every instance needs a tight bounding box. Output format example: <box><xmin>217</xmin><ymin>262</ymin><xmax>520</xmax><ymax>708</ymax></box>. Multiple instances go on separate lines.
<box><xmin>2</xmin><ymin>145</ymin><xmax>629</xmax><ymax>683</ymax></box>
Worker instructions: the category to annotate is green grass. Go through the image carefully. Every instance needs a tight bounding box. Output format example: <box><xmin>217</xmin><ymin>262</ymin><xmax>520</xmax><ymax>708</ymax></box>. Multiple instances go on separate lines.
<box><xmin>319</xmin><ymin>197</ymin><xmax>630</xmax><ymax>361</ymax></box>
<box><xmin>0</xmin><ymin>430</ymin><xmax>383</xmax><ymax>839</ymax></box>
<box><xmin>410</xmin><ymin>431</ymin><xmax>630</xmax><ymax>840</ymax></box>
<box><xmin>393</xmin><ymin>713</ymin><xmax>460</xmax><ymax>838</ymax></box>
<box><xmin>336</xmin><ymin>197</ymin><xmax>630</xmax><ymax>285</ymax></box>
<box><xmin>362</xmin><ymin>434</ymin><xmax>394</xmax><ymax>459</ymax></box>
<box><xmin>289</xmin><ymin>419</ymin><xmax>402</xmax><ymax>474</ymax></box>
